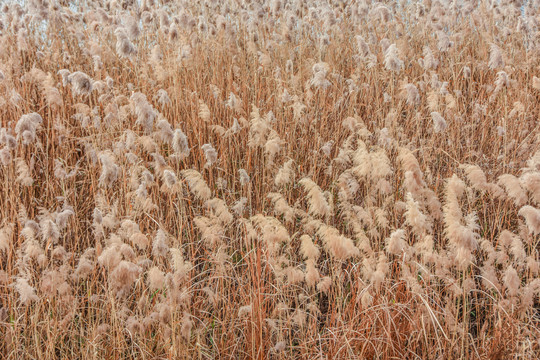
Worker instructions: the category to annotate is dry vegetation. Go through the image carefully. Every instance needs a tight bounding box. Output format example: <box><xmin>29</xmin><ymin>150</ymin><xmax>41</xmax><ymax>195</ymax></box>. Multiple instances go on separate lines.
<box><xmin>1</xmin><ymin>0</ymin><xmax>540</xmax><ymax>358</ymax></box>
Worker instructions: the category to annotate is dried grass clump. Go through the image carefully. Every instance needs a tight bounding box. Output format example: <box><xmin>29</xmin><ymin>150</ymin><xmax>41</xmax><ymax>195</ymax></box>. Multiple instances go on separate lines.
<box><xmin>0</xmin><ymin>0</ymin><xmax>540</xmax><ymax>359</ymax></box>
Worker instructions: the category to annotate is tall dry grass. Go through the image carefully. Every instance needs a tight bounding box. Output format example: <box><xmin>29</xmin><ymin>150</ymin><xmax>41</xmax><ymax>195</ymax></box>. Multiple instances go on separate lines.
<box><xmin>0</xmin><ymin>0</ymin><xmax>540</xmax><ymax>358</ymax></box>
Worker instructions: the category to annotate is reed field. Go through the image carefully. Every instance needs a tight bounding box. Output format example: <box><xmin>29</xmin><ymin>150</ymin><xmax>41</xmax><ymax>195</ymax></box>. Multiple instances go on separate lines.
<box><xmin>1</xmin><ymin>0</ymin><xmax>540</xmax><ymax>358</ymax></box>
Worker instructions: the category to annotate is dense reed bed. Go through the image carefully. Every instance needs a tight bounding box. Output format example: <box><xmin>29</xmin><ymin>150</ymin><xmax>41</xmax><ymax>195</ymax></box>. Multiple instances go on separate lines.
<box><xmin>0</xmin><ymin>0</ymin><xmax>540</xmax><ymax>358</ymax></box>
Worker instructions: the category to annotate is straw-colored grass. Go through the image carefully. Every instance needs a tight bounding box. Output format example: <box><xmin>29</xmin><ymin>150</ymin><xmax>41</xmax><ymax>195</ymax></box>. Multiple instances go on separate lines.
<box><xmin>0</xmin><ymin>0</ymin><xmax>539</xmax><ymax>358</ymax></box>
